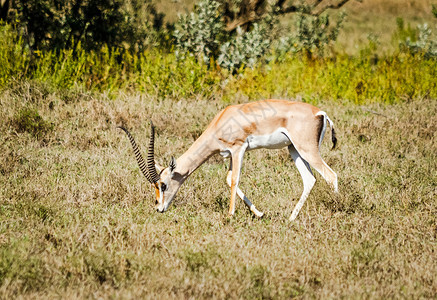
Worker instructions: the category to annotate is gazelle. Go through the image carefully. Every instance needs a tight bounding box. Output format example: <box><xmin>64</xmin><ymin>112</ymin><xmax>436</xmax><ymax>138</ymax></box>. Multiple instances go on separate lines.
<box><xmin>119</xmin><ymin>99</ymin><xmax>338</xmax><ymax>221</ymax></box>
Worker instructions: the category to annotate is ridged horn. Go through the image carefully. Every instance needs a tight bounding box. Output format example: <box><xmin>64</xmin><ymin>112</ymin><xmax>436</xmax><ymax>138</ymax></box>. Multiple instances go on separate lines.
<box><xmin>118</xmin><ymin>126</ymin><xmax>155</xmax><ymax>184</ymax></box>
<box><xmin>147</xmin><ymin>121</ymin><xmax>160</xmax><ymax>183</ymax></box>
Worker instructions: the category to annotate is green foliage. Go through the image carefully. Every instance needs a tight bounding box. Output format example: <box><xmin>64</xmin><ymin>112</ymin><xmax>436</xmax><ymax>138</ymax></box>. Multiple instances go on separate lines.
<box><xmin>396</xmin><ymin>8</ymin><xmax>437</xmax><ymax>58</ymax></box>
<box><xmin>8</xmin><ymin>0</ymin><xmax>164</xmax><ymax>51</ymax></box>
<box><xmin>174</xmin><ymin>0</ymin><xmax>225</xmax><ymax>64</ymax></box>
<box><xmin>174</xmin><ymin>0</ymin><xmax>346</xmax><ymax>68</ymax></box>
<box><xmin>0</xmin><ymin>23</ymin><xmax>219</xmax><ymax>98</ymax></box>
<box><xmin>174</xmin><ymin>0</ymin><xmax>277</xmax><ymax>70</ymax></box>
<box><xmin>277</xmin><ymin>10</ymin><xmax>346</xmax><ymax>59</ymax></box>
<box><xmin>400</xmin><ymin>23</ymin><xmax>437</xmax><ymax>58</ymax></box>
<box><xmin>218</xmin><ymin>21</ymin><xmax>275</xmax><ymax>70</ymax></box>
<box><xmin>11</xmin><ymin>108</ymin><xmax>53</xmax><ymax>138</ymax></box>
<box><xmin>134</xmin><ymin>50</ymin><xmax>221</xmax><ymax>98</ymax></box>
<box><xmin>1</xmin><ymin>13</ymin><xmax>437</xmax><ymax>104</ymax></box>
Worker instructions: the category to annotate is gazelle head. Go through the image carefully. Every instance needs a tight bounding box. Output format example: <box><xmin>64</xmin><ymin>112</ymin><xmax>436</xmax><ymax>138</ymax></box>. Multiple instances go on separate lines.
<box><xmin>119</xmin><ymin>122</ymin><xmax>181</xmax><ymax>213</ymax></box>
<box><xmin>153</xmin><ymin>156</ymin><xmax>179</xmax><ymax>212</ymax></box>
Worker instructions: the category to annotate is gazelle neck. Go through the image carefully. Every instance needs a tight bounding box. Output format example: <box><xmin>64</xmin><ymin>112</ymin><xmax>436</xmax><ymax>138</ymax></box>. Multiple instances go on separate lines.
<box><xmin>175</xmin><ymin>133</ymin><xmax>219</xmax><ymax>182</ymax></box>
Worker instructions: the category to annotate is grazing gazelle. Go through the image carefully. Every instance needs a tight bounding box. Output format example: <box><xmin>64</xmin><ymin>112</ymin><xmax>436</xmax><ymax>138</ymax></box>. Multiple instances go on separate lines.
<box><xmin>119</xmin><ymin>99</ymin><xmax>338</xmax><ymax>221</ymax></box>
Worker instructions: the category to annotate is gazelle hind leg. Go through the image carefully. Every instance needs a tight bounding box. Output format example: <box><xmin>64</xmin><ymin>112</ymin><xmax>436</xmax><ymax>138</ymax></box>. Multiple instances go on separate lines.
<box><xmin>288</xmin><ymin>146</ymin><xmax>316</xmax><ymax>221</ymax></box>
<box><xmin>302</xmin><ymin>154</ymin><xmax>338</xmax><ymax>193</ymax></box>
<box><xmin>226</xmin><ymin>168</ymin><xmax>263</xmax><ymax>218</ymax></box>
<box><xmin>318</xmin><ymin>160</ymin><xmax>338</xmax><ymax>192</ymax></box>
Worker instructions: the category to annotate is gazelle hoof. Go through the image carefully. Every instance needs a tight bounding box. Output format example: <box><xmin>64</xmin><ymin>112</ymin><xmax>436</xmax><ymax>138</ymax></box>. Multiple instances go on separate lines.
<box><xmin>250</xmin><ymin>205</ymin><xmax>264</xmax><ymax>218</ymax></box>
<box><xmin>289</xmin><ymin>214</ymin><xmax>297</xmax><ymax>222</ymax></box>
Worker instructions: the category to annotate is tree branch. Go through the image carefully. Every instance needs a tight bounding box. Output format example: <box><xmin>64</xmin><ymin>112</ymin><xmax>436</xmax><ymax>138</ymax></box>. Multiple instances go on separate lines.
<box><xmin>224</xmin><ymin>0</ymin><xmax>266</xmax><ymax>32</ymax></box>
<box><xmin>224</xmin><ymin>0</ymin><xmax>354</xmax><ymax>32</ymax></box>
<box><xmin>311</xmin><ymin>0</ymin><xmax>351</xmax><ymax>16</ymax></box>
<box><xmin>277</xmin><ymin>0</ymin><xmax>352</xmax><ymax>16</ymax></box>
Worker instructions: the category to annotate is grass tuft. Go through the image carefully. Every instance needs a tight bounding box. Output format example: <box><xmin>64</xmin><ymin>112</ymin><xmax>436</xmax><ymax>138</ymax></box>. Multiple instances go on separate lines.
<box><xmin>11</xmin><ymin>108</ymin><xmax>53</xmax><ymax>139</ymax></box>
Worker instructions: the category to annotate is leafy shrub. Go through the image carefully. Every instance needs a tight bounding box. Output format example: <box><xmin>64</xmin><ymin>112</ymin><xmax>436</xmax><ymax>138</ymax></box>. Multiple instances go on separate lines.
<box><xmin>7</xmin><ymin>0</ymin><xmax>165</xmax><ymax>51</ymax></box>
<box><xmin>218</xmin><ymin>22</ymin><xmax>275</xmax><ymax>71</ymax></box>
<box><xmin>175</xmin><ymin>0</ymin><xmax>276</xmax><ymax>70</ymax></box>
<box><xmin>398</xmin><ymin>6</ymin><xmax>437</xmax><ymax>58</ymax></box>
<box><xmin>174</xmin><ymin>0</ymin><xmax>346</xmax><ymax>69</ymax></box>
<box><xmin>174</xmin><ymin>0</ymin><xmax>225</xmax><ymax>64</ymax></box>
<box><xmin>276</xmin><ymin>10</ymin><xmax>345</xmax><ymax>59</ymax></box>
<box><xmin>401</xmin><ymin>23</ymin><xmax>437</xmax><ymax>58</ymax></box>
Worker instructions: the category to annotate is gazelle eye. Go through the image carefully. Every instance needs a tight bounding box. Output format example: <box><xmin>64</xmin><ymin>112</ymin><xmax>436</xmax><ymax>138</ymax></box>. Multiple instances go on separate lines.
<box><xmin>161</xmin><ymin>183</ymin><xmax>167</xmax><ymax>191</ymax></box>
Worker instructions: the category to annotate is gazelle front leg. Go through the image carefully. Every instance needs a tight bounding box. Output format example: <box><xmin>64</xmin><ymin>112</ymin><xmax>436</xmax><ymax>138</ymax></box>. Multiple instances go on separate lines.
<box><xmin>226</xmin><ymin>166</ymin><xmax>264</xmax><ymax>218</ymax></box>
<box><xmin>228</xmin><ymin>145</ymin><xmax>248</xmax><ymax>216</ymax></box>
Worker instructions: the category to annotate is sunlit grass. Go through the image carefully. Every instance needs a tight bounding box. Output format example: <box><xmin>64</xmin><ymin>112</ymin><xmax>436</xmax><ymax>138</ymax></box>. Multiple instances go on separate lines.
<box><xmin>1</xmin><ymin>83</ymin><xmax>435</xmax><ymax>298</ymax></box>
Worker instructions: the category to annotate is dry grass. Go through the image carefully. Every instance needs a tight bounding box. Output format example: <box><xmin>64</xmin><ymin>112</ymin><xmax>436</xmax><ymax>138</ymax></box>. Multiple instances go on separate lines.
<box><xmin>0</xmin><ymin>82</ymin><xmax>436</xmax><ymax>298</ymax></box>
<box><xmin>336</xmin><ymin>0</ymin><xmax>436</xmax><ymax>53</ymax></box>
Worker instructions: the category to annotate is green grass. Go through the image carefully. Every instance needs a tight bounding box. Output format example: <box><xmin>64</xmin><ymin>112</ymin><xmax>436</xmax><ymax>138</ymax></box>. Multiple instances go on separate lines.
<box><xmin>2</xmin><ymin>17</ymin><xmax>437</xmax><ymax>105</ymax></box>
<box><xmin>1</xmin><ymin>82</ymin><xmax>436</xmax><ymax>298</ymax></box>
<box><xmin>223</xmin><ymin>53</ymin><xmax>437</xmax><ymax>104</ymax></box>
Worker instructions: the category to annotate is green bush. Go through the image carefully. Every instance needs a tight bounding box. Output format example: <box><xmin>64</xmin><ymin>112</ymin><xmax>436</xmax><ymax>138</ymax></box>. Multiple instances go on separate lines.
<box><xmin>397</xmin><ymin>6</ymin><xmax>437</xmax><ymax>58</ymax></box>
<box><xmin>0</xmin><ymin>33</ymin><xmax>218</xmax><ymax>98</ymax></box>
<box><xmin>174</xmin><ymin>0</ymin><xmax>277</xmax><ymax>70</ymax></box>
<box><xmin>276</xmin><ymin>10</ymin><xmax>345</xmax><ymax>60</ymax></box>
<box><xmin>174</xmin><ymin>0</ymin><xmax>224</xmax><ymax>64</ymax></box>
<box><xmin>6</xmin><ymin>0</ymin><xmax>165</xmax><ymax>51</ymax></box>
<box><xmin>401</xmin><ymin>23</ymin><xmax>437</xmax><ymax>58</ymax></box>
<box><xmin>218</xmin><ymin>22</ymin><xmax>274</xmax><ymax>71</ymax></box>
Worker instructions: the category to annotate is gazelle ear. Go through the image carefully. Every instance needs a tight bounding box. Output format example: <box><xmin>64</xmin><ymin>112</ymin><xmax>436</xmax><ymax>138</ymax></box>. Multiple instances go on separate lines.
<box><xmin>155</xmin><ymin>163</ymin><xmax>164</xmax><ymax>173</ymax></box>
<box><xmin>169</xmin><ymin>156</ymin><xmax>176</xmax><ymax>173</ymax></box>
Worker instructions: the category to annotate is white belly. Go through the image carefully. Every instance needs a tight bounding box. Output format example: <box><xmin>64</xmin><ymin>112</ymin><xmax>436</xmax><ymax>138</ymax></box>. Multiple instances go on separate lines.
<box><xmin>246</xmin><ymin>127</ymin><xmax>291</xmax><ymax>150</ymax></box>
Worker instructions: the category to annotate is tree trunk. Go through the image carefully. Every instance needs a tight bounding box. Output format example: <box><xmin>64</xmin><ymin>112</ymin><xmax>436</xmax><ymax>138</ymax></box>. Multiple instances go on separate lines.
<box><xmin>0</xmin><ymin>0</ymin><xmax>10</xmax><ymax>21</ymax></box>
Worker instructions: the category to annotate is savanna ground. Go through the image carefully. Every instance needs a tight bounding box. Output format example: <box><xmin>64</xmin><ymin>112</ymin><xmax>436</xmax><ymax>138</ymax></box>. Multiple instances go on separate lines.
<box><xmin>0</xmin><ymin>81</ymin><xmax>436</xmax><ymax>298</ymax></box>
<box><xmin>1</xmin><ymin>0</ymin><xmax>437</xmax><ymax>298</ymax></box>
